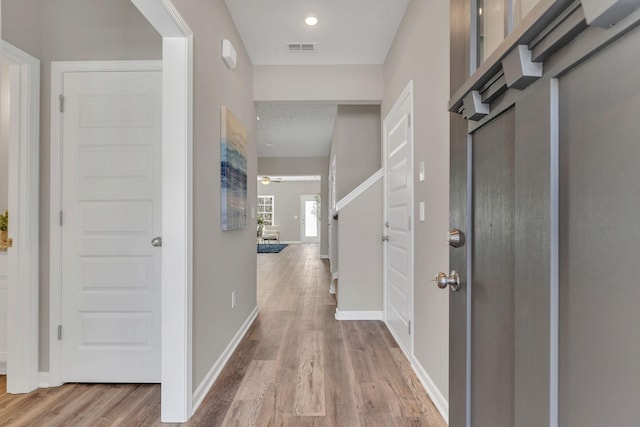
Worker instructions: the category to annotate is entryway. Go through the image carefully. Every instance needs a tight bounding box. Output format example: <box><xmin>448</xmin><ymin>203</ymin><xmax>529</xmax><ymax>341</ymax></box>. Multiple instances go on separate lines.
<box><xmin>300</xmin><ymin>194</ymin><xmax>320</xmax><ymax>243</ymax></box>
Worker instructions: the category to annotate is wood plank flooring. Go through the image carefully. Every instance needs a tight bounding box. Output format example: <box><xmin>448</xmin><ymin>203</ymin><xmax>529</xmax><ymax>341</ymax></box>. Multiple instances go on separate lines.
<box><xmin>0</xmin><ymin>243</ymin><xmax>446</xmax><ymax>426</ymax></box>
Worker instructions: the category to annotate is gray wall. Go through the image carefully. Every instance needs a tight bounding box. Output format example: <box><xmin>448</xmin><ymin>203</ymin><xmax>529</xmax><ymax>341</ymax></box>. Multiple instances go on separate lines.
<box><xmin>172</xmin><ymin>0</ymin><xmax>258</xmax><ymax>391</ymax></box>
<box><xmin>2</xmin><ymin>0</ymin><xmax>162</xmax><ymax>371</ymax></box>
<box><xmin>258</xmin><ymin>157</ymin><xmax>329</xmax><ymax>256</ymax></box>
<box><xmin>382</xmin><ymin>0</ymin><xmax>450</xmax><ymax>400</ymax></box>
<box><xmin>330</xmin><ymin>105</ymin><xmax>382</xmax><ymax>201</ymax></box>
<box><xmin>337</xmin><ymin>179</ymin><xmax>383</xmax><ymax>312</ymax></box>
<box><xmin>258</xmin><ymin>180</ymin><xmax>321</xmax><ymax>243</ymax></box>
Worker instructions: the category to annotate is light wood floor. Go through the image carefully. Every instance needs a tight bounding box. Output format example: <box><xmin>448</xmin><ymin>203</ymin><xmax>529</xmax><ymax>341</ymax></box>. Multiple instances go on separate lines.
<box><xmin>0</xmin><ymin>243</ymin><xmax>446</xmax><ymax>426</ymax></box>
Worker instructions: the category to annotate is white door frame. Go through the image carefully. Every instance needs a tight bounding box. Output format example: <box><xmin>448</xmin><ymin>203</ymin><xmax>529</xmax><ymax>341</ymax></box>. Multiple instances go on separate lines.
<box><xmin>382</xmin><ymin>80</ymin><xmax>415</xmax><ymax>361</ymax></box>
<box><xmin>132</xmin><ymin>2</ymin><xmax>193</xmax><ymax>421</ymax></box>
<box><xmin>1</xmin><ymin>40</ymin><xmax>40</xmax><ymax>394</ymax></box>
<box><xmin>300</xmin><ymin>195</ymin><xmax>320</xmax><ymax>243</ymax></box>
<box><xmin>49</xmin><ymin>0</ymin><xmax>194</xmax><ymax>421</ymax></box>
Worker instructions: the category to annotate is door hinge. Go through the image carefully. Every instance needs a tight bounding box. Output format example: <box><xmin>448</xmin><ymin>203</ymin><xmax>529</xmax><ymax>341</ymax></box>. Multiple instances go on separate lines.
<box><xmin>57</xmin><ymin>325</ymin><xmax>63</xmax><ymax>340</ymax></box>
<box><xmin>59</xmin><ymin>94</ymin><xmax>65</xmax><ymax>113</ymax></box>
<box><xmin>408</xmin><ymin>320</ymin><xmax>412</xmax><ymax>335</ymax></box>
<box><xmin>408</xmin><ymin>113</ymin><xmax>411</xmax><ymax>127</ymax></box>
<box><xmin>59</xmin><ymin>211</ymin><xmax>63</xmax><ymax>226</ymax></box>
<box><xmin>408</xmin><ymin>216</ymin><xmax>412</xmax><ymax>231</ymax></box>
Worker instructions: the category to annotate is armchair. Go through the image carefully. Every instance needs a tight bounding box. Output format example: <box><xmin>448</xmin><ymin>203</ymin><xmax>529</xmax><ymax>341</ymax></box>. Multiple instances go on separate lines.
<box><xmin>261</xmin><ymin>225</ymin><xmax>280</xmax><ymax>244</ymax></box>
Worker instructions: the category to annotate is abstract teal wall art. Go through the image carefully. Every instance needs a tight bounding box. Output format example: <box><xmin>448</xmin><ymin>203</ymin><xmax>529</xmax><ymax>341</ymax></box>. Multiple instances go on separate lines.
<box><xmin>221</xmin><ymin>106</ymin><xmax>248</xmax><ymax>231</ymax></box>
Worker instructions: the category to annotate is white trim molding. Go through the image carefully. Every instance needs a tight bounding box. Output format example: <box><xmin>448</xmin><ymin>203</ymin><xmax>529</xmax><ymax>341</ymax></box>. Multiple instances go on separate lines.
<box><xmin>38</xmin><ymin>372</ymin><xmax>52</xmax><ymax>388</ymax></box>
<box><xmin>192</xmin><ymin>307</ymin><xmax>259</xmax><ymax>413</ymax></box>
<box><xmin>130</xmin><ymin>1</ymin><xmax>194</xmax><ymax>422</ymax></box>
<box><xmin>320</xmin><ymin>254</ymin><xmax>329</xmax><ymax>260</ymax></box>
<box><xmin>334</xmin><ymin>309</ymin><xmax>384</xmax><ymax>321</ymax></box>
<box><xmin>1</xmin><ymin>39</ymin><xmax>40</xmax><ymax>394</ymax></box>
<box><xmin>412</xmin><ymin>357</ymin><xmax>449</xmax><ymax>424</ymax></box>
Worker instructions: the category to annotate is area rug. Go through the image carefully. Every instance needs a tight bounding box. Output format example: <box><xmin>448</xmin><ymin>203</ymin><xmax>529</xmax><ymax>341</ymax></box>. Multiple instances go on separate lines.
<box><xmin>257</xmin><ymin>243</ymin><xmax>288</xmax><ymax>254</ymax></box>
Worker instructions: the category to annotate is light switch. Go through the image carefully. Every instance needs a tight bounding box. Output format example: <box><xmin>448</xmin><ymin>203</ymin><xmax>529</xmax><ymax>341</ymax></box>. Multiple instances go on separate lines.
<box><xmin>419</xmin><ymin>161</ymin><xmax>425</xmax><ymax>182</ymax></box>
<box><xmin>419</xmin><ymin>202</ymin><xmax>425</xmax><ymax>222</ymax></box>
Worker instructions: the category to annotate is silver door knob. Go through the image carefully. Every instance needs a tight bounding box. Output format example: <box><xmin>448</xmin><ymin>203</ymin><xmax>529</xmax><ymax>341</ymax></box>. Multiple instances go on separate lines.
<box><xmin>433</xmin><ymin>270</ymin><xmax>461</xmax><ymax>291</ymax></box>
<box><xmin>151</xmin><ymin>236</ymin><xmax>162</xmax><ymax>247</ymax></box>
<box><xmin>446</xmin><ymin>229</ymin><xmax>465</xmax><ymax>248</ymax></box>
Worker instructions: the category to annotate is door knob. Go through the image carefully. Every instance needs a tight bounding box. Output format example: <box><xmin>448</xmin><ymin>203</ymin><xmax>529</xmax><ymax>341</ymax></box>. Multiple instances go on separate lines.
<box><xmin>151</xmin><ymin>236</ymin><xmax>162</xmax><ymax>247</ymax></box>
<box><xmin>433</xmin><ymin>270</ymin><xmax>461</xmax><ymax>291</ymax></box>
<box><xmin>446</xmin><ymin>229</ymin><xmax>465</xmax><ymax>248</ymax></box>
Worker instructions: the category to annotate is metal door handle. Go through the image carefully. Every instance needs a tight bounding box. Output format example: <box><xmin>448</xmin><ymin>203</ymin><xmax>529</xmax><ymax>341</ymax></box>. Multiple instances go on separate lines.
<box><xmin>446</xmin><ymin>229</ymin><xmax>465</xmax><ymax>248</ymax></box>
<box><xmin>433</xmin><ymin>270</ymin><xmax>461</xmax><ymax>291</ymax></box>
<box><xmin>382</xmin><ymin>235</ymin><xmax>390</xmax><ymax>242</ymax></box>
<box><xmin>151</xmin><ymin>236</ymin><xmax>162</xmax><ymax>247</ymax></box>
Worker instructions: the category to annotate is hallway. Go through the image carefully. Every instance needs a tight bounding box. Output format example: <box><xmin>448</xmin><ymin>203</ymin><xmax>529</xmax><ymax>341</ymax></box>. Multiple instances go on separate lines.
<box><xmin>191</xmin><ymin>243</ymin><xmax>446</xmax><ymax>426</ymax></box>
<box><xmin>0</xmin><ymin>244</ymin><xmax>446</xmax><ymax>426</ymax></box>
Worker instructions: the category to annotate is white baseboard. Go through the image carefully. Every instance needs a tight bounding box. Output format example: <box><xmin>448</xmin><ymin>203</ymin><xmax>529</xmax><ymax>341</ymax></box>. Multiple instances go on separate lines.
<box><xmin>320</xmin><ymin>254</ymin><xmax>329</xmax><ymax>260</ymax></box>
<box><xmin>191</xmin><ymin>306</ymin><xmax>259</xmax><ymax>414</ymax></box>
<box><xmin>412</xmin><ymin>357</ymin><xmax>449</xmax><ymax>424</ymax></box>
<box><xmin>0</xmin><ymin>361</ymin><xmax>6</xmax><ymax>375</ymax></box>
<box><xmin>334</xmin><ymin>309</ymin><xmax>383</xmax><ymax>321</ymax></box>
<box><xmin>38</xmin><ymin>372</ymin><xmax>52</xmax><ymax>388</ymax></box>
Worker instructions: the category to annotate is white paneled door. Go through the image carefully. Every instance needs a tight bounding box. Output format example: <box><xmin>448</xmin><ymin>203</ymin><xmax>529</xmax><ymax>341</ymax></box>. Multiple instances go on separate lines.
<box><xmin>60</xmin><ymin>70</ymin><xmax>162</xmax><ymax>382</ymax></box>
<box><xmin>384</xmin><ymin>84</ymin><xmax>414</xmax><ymax>357</ymax></box>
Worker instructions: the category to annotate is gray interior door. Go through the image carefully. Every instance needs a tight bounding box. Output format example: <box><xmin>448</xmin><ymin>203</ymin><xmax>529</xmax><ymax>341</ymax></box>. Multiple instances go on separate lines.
<box><xmin>448</xmin><ymin>2</ymin><xmax>640</xmax><ymax>426</ymax></box>
<box><xmin>558</xmin><ymin>26</ymin><xmax>640</xmax><ymax>427</ymax></box>
<box><xmin>470</xmin><ymin>109</ymin><xmax>516</xmax><ymax>427</ymax></box>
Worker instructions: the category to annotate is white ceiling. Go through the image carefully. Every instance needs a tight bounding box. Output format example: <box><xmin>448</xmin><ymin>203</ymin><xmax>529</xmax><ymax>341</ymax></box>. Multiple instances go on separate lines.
<box><xmin>257</xmin><ymin>103</ymin><xmax>337</xmax><ymax>158</ymax></box>
<box><xmin>233</xmin><ymin>2</ymin><xmax>407</xmax><ymax>158</ymax></box>
<box><xmin>224</xmin><ymin>0</ymin><xmax>410</xmax><ymax>65</ymax></box>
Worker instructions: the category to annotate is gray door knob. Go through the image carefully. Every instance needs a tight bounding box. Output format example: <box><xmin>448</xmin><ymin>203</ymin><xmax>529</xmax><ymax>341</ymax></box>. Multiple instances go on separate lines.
<box><xmin>151</xmin><ymin>236</ymin><xmax>162</xmax><ymax>247</ymax></box>
<box><xmin>433</xmin><ymin>270</ymin><xmax>461</xmax><ymax>291</ymax></box>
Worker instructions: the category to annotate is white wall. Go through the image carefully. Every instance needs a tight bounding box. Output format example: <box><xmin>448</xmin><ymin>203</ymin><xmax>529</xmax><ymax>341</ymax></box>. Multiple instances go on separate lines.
<box><xmin>258</xmin><ymin>180</ymin><xmax>321</xmax><ymax>243</ymax></box>
<box><xmin>254</xmin><ymin>65</ymin><xmax>383</xmax><ymax>103</ymax></box>
<box><xmin>0</xmin><ymin>63</ymin><xmax>8</xmax><ymax>213</ymax></box>
<box><xmin>2</xmin><ymin>0</ymin><xmax>162</xmax><ymax>371</ymax></box>
<box><xmin>383</xmin><ymin>0</ymin><xmax>451</xmax><ymax>405</ymax></box>
<box><xmin>0</xmin><ymin>253</ymin><xmax>7</xmax><ymax>374</ymax></box>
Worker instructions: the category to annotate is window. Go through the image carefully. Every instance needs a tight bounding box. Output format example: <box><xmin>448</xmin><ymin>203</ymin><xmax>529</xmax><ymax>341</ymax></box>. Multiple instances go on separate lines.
<box><xmin>257</xmin><ymin>196</ymin><xmax>275</xmax><ymax>226</ymax></box>
<box><xmin>477</xmin><ymin>0</ymin><xmax>543</xmax><ymax>65</ymax></box>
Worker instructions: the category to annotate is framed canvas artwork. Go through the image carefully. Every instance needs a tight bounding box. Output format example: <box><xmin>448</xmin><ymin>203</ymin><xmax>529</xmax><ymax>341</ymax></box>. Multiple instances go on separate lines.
<box><xmin>221</xmin><ymin>106</ymin><xmax>248</xmax><ymax>230</ymax></box>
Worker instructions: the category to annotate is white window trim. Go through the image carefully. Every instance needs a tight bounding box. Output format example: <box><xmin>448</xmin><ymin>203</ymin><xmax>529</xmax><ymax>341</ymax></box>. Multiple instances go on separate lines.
<box><xmin>257</xmin><ymin>195</ymin><xmax>275</xmax><ymax>226</ymax></box>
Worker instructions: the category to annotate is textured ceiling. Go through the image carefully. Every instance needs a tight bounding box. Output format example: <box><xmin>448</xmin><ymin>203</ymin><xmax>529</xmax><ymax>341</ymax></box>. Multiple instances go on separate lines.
<box><xmin>257</xmin><ymin>103</ymin><xmax>337</xmax><ymax>158</ymax></box>
<box><xmin>224</xmin><ymin>0</ymin><xmax>410</xmax><ymax>65</ymax></box>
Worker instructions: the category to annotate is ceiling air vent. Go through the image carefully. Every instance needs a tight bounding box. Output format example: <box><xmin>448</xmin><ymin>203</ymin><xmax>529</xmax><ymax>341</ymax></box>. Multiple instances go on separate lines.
<box><xmin>287</xmin><ymin>42</ymin><xmax>317</xmax><ymax>53</ymax></box>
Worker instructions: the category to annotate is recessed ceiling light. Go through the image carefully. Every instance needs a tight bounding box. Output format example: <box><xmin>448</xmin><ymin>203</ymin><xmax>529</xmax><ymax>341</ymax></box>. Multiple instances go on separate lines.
<box><xmin>305</xmin><ymin>16</ymin><xmax>318</xmax><ymax>26</ymax></box>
